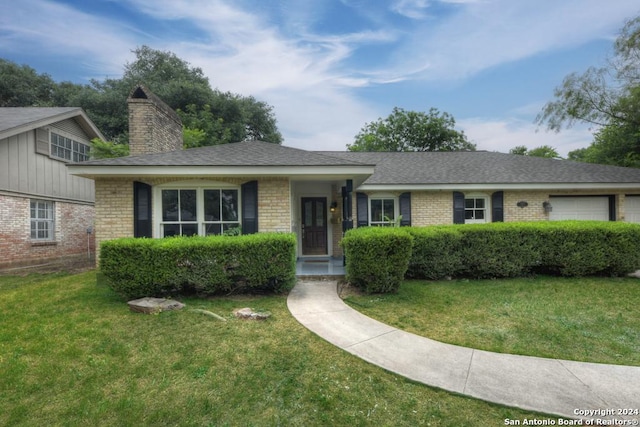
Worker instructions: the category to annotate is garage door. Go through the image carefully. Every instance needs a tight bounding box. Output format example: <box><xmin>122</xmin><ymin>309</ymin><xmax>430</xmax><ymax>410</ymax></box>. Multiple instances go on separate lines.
<box><xmin>549</xmin><ymin>197</ymin><xmax>610</xmax><ymax>221</ymax></box>
<box><xmin>625</xmin><ymin>196</ymin><xmax>640</xmax><ymax>223</ymax></box>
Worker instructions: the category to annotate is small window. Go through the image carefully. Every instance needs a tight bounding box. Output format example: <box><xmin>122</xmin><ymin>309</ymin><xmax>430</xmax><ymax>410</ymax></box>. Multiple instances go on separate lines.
<box><xmin>464</xmin><ymin>197</ymin><xmax>487</xmax><ymax>224</ymax></box>
<box><xmin>51</xmin><ymin>132</ymin><xmax>90</xmax><ymax>162</ymax></box>
<box><xmin>370</xmin><ymin>197</ymin><xmax>396</xmax><ymax>226</ymax></box>
<box><xmin>30</xmin><ymin>200</ymin><xmax>54</xmax><ymax>240</ymax></box>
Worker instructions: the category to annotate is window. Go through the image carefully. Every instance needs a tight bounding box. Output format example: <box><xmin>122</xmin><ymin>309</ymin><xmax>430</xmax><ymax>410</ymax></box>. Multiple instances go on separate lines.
<box><xmin>160</xmin><ymin>187</ymin><xmax>240</xmax><ymax>237</ymax></box>
<box><xmin>51</xmin><ymin>132</ymin><xmax>90</xmax><ymax>162</ymax></box>
<box><xmin>370</xmin><ymin>197</ymin><xmax>396</xmax><ymax>226</ymax></box>
<box><xmin>30</xmin><ymin>200</ymin><xmax>54</xmax><ymax>240</ymax></box>
<box><xmin>464</xmin><ymin>196</ymin><xmax>488</xmax><ymax>224</ymax></box>
<box><xmin>203</xmin><ymin>189</ymin><xmax>239</xmax><ymax>235</ymax></box>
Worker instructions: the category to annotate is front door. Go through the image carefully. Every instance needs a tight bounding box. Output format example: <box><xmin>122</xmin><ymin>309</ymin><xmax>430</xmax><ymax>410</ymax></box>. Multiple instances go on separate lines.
<box><xmin>301</xmin><ymin>197</ymin><xmax>328</xmax><ymax>255</ymax></box>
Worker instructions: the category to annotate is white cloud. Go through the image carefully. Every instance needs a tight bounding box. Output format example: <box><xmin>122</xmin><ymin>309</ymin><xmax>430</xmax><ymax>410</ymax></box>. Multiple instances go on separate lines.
<box><xmin>391</xmin><ymin>0</ymin><xmax>431</xmax><ymax>19</ymax></box>
<box><xmin>0</xmin><ymin>0</ymin><xmax>135</xmax><ymax>78</ymax></box>
<box><xmin>387</xmin><ymin>0</ymin><xmax>639</xmax><ymax>82</ymax></box>
<box><xmin>459</xmin><ymin>117</ymin><xmax>594</xmax><ymax>157</ymax></box>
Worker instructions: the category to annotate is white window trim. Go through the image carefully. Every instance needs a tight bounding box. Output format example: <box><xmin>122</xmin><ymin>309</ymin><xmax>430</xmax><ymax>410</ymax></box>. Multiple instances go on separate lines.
<box><xmin>30</xmin><ymin>199</ymin><xmax>55</xmax><ymax>241</ymax></box>
<box><xmin>464</xmin><ymin>192</ymin><xmax>490</xmax><ymax>224</ymax></box>
<box><xmin>50</xmin><ymin>131</ymin><xmax>91</xmax><ymax>163</ymax></box>
<box><xmin>153</xmin><ymin>181</ymin><xmax>241</xmax><ymax>237</ymax></box>
<box><xmin>369</xmin><ymin>193</ymin><xmax>399</xmax><ymax>226</ymax></box>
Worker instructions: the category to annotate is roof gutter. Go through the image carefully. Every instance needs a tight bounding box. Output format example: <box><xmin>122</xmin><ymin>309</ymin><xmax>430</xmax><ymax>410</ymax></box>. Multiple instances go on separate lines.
<box><xmin>357</xmin><ymin>183</ymin><xmax>640</xmax><ymax>191</ymax></box>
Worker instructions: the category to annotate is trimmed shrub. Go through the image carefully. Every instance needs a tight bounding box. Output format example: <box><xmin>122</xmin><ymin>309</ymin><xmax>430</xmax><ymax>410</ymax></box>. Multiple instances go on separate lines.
<box><xmin>406</xmin><ymin>221</ymin><xmax>640</xmax><ymax>280</ymax></box>
<box><xmin>341</xmin><ymin>227</ymin><xmax>413</xmax><ymax>293</ymax></box>
<box><xmin>100</xmin><ymin>233</ymin><xmax>297</xmax><ymax>299</ymax></box>
<box><xmin>406</xmin><ymin>226</ymin><xmax>463</xmax><ymax>279</ymax></box>
<box><xmin>456</xmin><ymin>223</ymin><xmax>542</xmax><ymax>279</ymax></box>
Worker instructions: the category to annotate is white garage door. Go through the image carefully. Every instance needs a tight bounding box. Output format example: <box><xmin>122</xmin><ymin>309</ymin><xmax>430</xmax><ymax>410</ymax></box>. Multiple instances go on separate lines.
<box><xmin>625</xmin><ymin>196</ymin><xmax>640</xmax><ymax>223</ymax></box>
<box><xmin>549</xmin><ymin>197</ymin><xmax>610</xmax><ymax>221</ymax></box>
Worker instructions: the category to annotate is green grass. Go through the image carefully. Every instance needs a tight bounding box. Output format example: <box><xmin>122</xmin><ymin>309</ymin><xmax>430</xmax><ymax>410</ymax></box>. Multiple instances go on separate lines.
<box><xmin>344</xmin><ymin>276</ymin><xmax>640</xmax><ymax>366</ymax></box>
<box><xmin>0</xmin><ymin>271</ymin><xmax>549</xmax><ymax>426</ymax></box>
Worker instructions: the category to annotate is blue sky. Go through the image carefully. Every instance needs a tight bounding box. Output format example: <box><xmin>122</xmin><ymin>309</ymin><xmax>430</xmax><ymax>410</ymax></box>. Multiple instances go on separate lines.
<box><xmin>1</xmin><ymin>0</ymin><xmax>638</xmax><ymax>155</ymax></box>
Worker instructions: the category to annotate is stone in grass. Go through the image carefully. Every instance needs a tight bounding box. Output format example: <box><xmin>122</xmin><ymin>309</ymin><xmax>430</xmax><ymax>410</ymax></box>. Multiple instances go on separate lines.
<box><xmin>233</xmin><ymin>307</ymin><xmax>271</xmax><ymax>320</ymax></box>
<box><xmin>128</xmin><ymin>297</ymin><xmax>185</xmax><ymax>314</ymax></box>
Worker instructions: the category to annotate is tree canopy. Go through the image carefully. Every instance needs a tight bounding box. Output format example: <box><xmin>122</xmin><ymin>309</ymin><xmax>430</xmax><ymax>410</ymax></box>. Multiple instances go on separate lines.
<box><xmin>347</xmin><ymin>107</ymin><xmax>475</xmax><ymax>152</ymax></box>
<box><xmin>0</xmin><ymin>46</ymin><xmax>282</xmax><ymax>149</ymax></box>
<box><xmin>536</xmin><ymin>16</ymin><xmax>640</xmax><ymax>167</ymax></box>
<box><xmin>509</xmin><ymin>145</ymin><xmax>561</xmax><ymax>159</ymax></box>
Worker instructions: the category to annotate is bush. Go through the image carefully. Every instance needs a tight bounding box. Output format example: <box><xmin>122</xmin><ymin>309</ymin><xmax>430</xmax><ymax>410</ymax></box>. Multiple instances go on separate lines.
<box><xmin>100</xmin><ymin>233</ymin><xmax>297</xmax><ymax>299</ymax></box>
<box><xmin>405</xmin><ymin>227</ymin><xmax>463</xmax><ymax>280</ymax></box>
<box><xmin>341</xmin><ymin>227</ymin><xmax>413</xmax><ymax>293</ymax></box>
<box><xmin>406</xmin><ymin>221</ymin><xmax>640</xmax><ymax>280</ymax></box>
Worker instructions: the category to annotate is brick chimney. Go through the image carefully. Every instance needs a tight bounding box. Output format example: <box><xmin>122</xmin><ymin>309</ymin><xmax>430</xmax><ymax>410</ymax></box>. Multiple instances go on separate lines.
<box><xmin>127</xmin><ymin>85</ymin><xmax>183</xmax><ymax>156</ymax></box>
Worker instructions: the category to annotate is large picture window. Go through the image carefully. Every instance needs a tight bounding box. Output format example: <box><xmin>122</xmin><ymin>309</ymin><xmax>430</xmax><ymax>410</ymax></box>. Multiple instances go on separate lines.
<box><xmin>159</xmin><ymin>186</ymin><xmax>240</xmax><ymax>237</ymax></box>
<box><xmin>51</xmin><ymin>132</ymin><xmax>91</xmax><ymax>162</ymax></box>
<box><xmin>30</xmin><ymin>200</ymin><xmax>54</xmax><ymax>240</ymax></box>
<box><xmin>370</xmin><ymin>197</ymin><xmax>396</xmax><ymax>226</ymax></box>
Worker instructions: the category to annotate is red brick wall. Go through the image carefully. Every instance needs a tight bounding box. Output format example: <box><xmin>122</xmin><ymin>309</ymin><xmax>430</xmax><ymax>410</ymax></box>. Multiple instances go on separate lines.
<box><xmin>0</xmin><ymin>194</ymin><xmax>95</xmax><ymax>269</ymax></box>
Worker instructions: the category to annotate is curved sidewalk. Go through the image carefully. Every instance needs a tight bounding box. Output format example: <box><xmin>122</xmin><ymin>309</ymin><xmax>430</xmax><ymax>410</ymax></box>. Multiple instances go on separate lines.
<box><xmin>287</xmin><ymin>279</ymin><xmax>640</xmax><ymax>421</ymax></box>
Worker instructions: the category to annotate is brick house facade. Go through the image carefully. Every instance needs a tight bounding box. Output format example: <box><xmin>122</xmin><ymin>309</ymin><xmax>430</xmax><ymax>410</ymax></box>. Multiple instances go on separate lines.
<box><xmin>68</xmin><ymin>86</ymin><xmax>640</xmax><ymax>263</ymax></box>
<box><xmin>0</xmin><ymin>107</ymin><xmax>104</xmax><ymax>269</ymax></box>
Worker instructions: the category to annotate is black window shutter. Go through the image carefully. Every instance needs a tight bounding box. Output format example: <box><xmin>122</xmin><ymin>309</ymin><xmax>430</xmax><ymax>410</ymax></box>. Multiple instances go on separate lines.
<box><xmin>241</xmin><ymin>180</ymin><xmax>259</xmax><ymax>234</ymax></box>
<box><xmin>608</xmin><ymin>195</ymin><xmax>616</xmax><ymax>221</ymax></box>
<box><xmin>453</xmin><ymin>191</ymin><xmax>465</xmax><ymax>224</ymax></box>
<box><xmin>492</xmin><ymin>191</ymin><xmax>504</xmax><ymax>222</ymax></box>
<box><xmin>356</xmin><ymin>192</ymin><xmax>368</xmax><ymax>227</ymax></box>
<box><xmin>399</xmin><ymin>192</ymin><xmax>411</xmax><ymax>226</ymax></box>
<box><xmin>133</xmin><ymin>181</ymin><xmax>152</xmax><ymax>238</ymax></box>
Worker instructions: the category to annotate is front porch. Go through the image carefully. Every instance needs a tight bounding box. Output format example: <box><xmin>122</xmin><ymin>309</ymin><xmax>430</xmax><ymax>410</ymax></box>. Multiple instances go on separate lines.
<box><xmin>296</xmin><ymin>257</ymin><xmax>345</xmax><ymax>277</ymax></box>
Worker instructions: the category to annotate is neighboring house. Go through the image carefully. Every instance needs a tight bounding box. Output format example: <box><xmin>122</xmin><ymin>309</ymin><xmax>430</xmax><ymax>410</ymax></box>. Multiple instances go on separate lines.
<box><xmin>68</xmin><ymin>86</ymin><xmax>640</xmax><ymax>262</ymax></box>
<box><xmin>0</xmin><ymin>107</ymin><xmax>105</xmax><ymax>269</ymax></box>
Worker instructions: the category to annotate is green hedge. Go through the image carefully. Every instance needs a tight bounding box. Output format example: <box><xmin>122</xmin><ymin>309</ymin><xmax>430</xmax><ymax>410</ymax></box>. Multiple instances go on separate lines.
<box><xmin>341</xmin><ymin>227</ymin><xmax>413</xmax><ymax>293</ymax></box>
<box><xmin>407</xmin><ymin>221</ymin><xmax>640</xmax><ymax>280</ymax></box>
<box><xmin>100</xmin><ymin>233</ymin><xmax>297</xmax><ymax>299</ymax></box>
<box><xmin>343</xmin><ymin>222</ymin><xmax>640</xmax><ymax>291</ymax></box>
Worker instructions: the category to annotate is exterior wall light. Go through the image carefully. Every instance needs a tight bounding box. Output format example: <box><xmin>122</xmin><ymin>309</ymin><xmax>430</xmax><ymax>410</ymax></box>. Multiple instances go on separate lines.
<box><xmin>543</xmin><ymin>201</ymin><xmax>553</xmax><ymax>213</ymax></box>
<box><xmin>330</xmin><ymin>201</ymin><xmax>338</xmax><ymax>213</ymax></box>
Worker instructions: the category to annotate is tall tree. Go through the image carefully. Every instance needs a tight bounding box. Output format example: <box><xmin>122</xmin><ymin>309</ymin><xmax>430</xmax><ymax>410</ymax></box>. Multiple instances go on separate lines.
<box><xmin>347</xmin><ymin>107</ymin><xmax>475</xmax><ymax>152</ymax></box>
<box><xmin>536</xmin><ymin>16</ymin><xmax>640</xmax><ymax>166</ymax></box>
<box><xmin>0</xmin><ymin>59</ymin><xmax>57</xmax><ymax>107</ymax></box>
<box><xmin>0</xmin><ymin>46</ymin><xmax>282</xmax><ymax>147</ymax></box>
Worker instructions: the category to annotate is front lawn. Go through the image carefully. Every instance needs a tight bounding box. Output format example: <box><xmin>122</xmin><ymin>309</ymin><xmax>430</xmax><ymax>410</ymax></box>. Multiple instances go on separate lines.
<box><xmin>344</xmin><ymin>276</ymin><xmax>640</xmax><ymax>366</ymax></box>
<box><xmin>0</xmin><ymin>271</ymin><xmax>546</xmax><ymax>426</ymax></box>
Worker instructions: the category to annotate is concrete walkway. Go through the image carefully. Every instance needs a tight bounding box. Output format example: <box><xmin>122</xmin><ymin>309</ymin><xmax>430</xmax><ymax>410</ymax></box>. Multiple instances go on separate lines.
<box><xmin>287</xmin><ymin>279</ymin><xmax>640</xmax><ymax>422</ymax></box>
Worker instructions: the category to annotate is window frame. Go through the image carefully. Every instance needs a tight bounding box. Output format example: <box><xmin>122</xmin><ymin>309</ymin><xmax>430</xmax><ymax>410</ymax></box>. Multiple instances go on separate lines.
<box><xmin>50</xmin><ymin>132</ymin><xmax>91</xmax><ymax>162</ymax></box>
<box><xmin>463</xmin><ymin>193</ymin><xmax>490</xmax><ymax>224</ymax></box>
<box><xmin>155</xmin><ymin>182</ymin><xmax>242</xmax><ymax>237</ymax></box>
<box><xmin>369</xmin><ymin>194</ymin><xmax>398</xmax><ymax>227</ymax></box>
<box><xmin>30</xmin><ymin>199</ymin><xmax>55</xmax><ymax>241</ymax></box>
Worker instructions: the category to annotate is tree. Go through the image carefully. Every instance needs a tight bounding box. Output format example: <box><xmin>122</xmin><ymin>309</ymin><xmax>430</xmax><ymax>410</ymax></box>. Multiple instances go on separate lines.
<box><xmin>536</xmin><ymin>16</ymin><xmax>640</xmax><ymax>167</ymax></box>
<box><xmin>0</xmin><ymin>59</ymin><xmax>56</xmax><ymax>107</ymax></box>
<box><xmin>347</xmin><ymin>107</ymin><xmax>475</xmax><ymax>152</ymax></box>
<box><xmin>0</xmin><ymin>46</ymin><xmax>282</xmax><ymax>148</ymax></box>
<box><xmin>90</xmin><ymin>138</ymin><xmax>130</xmax><ymax>159</ymax></box>
<box><xmin>509</xmin><ymin>145</ymin><xmax>561</xmax><ymax>159</ymax></box>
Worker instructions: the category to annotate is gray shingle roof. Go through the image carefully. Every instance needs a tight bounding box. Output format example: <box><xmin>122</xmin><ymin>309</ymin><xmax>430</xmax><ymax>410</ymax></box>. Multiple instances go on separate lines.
<box><xmin>71</xmin><ymin>138</ymin><xmax>640</xmax><ymax>186</ymax></box>
<box><xmin>319</xmin><ymin>151</ymin><xmax>640</xmax><ymax>185</ymax></box>
<box><xmin>0</xmin><ymin>107</ymin><xmax>105</xmax><ymax>141</ymax></box>
<box><xmin>0</xmin><ymin>107</ymin><xmax>82</xmax><ymax>133</ymax></box>
<box><xmin>80</xmin><ymin>140</ymin><xmax>373</xmax><ymax>167</ymax></box>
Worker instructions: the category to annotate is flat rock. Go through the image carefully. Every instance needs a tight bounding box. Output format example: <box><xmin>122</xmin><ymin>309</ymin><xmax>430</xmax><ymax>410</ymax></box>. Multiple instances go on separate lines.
<box><xmin>233</xmin><ymin>307</ymin><xmax>271</xmax><ymax>320</ymax></box>
<box><xmin>128</xmin><ymin>297</ymin><xmax>185</xmax><ymax>314</ymax></box>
